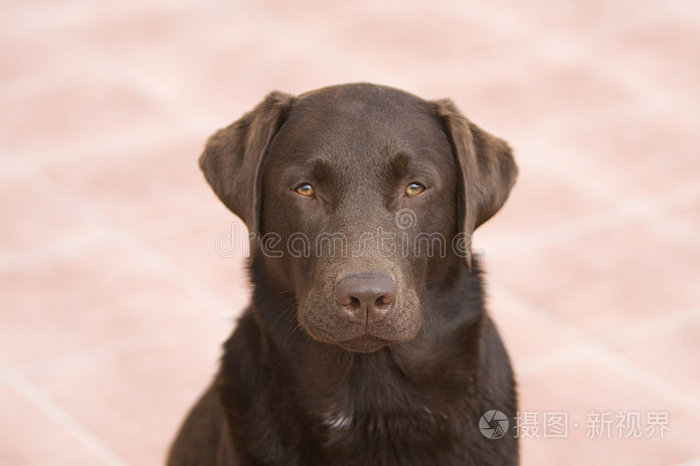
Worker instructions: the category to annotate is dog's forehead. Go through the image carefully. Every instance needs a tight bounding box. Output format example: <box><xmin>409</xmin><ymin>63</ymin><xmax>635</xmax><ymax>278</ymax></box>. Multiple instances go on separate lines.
<box><xmin>269</xmin><ymin>85</ymin><xmax>451</xmax><ymax>170</ymax></box>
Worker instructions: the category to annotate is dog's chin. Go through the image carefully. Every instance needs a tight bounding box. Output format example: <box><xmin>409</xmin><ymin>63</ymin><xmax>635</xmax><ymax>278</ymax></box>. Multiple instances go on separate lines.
<box><xmin>301</xmin><ymin>324</ymin><xmax>390</xmax><ymax>353</ymax></box>
<box><xmin>297</xmin><ymin>300</ymin><xmax>423</xmax><ymax>353</ymax></box>
<box><xmin>336</xmin><ymin>335</ymin><xmax>388</xmax><ymax>353</ymax></box>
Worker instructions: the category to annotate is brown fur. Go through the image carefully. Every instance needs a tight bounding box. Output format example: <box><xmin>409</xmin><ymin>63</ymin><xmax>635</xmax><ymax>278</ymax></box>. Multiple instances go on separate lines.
<box><xmin>168</xmin><ymin>83</ymin><xmax>519</xmax><ymax>465</ymax></box>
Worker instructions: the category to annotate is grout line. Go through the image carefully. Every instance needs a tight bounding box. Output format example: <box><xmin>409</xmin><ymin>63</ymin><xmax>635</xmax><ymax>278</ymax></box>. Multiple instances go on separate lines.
<box><xmin>490</xmin><ymin>283</ymin><xmax>592</xmax><ymax>344</ymax></box>
<box><xmin>2</xmin><ymin>0</ymin><xmax>171</xmax><ymax>33</ymax></box>
<box><xmin>491</xmin><ymin>282</ymin><xmax>700</xmax><ymax>418</ymax></box>
<box><xmin>85</xmin><ymin>54</ymin><xmax>221</xmax><ymax>135</ymax></box>
<box><xmin>441</xmin><ymin>0</ymin><xmax>700</xmax><ymax>114</ymax></box>
<box><xmin>508</xmin><ymin>91</ymin><xmax>698</xmax><ymax>146</ymax></box>
<box><xmin>18</xmin><ymin>316</ymin><xmax>229</xmax><ymax>375</ymax></box>
<box><xmin>593</xmin><ymin>180</ymin><xmax>700</xmax><ymax>258</ymax></box>
<box><xmin>541</xmin><ymin>143</ymin><xmax>700</xmax><ymax>209</ymax></box>
<box><xmin>0</xmin><ymin>67</ymin><xmax>79</xmax><ymax>104</ymax></box>
<box><xmin>1</xmin><ymin>364</ymin><xmax>128</xmax><ymax>466</ymax></box>
<box><xmin>0</xmin><ymin>122</ymin><xmax>191</xmax><ymax>169</ymax></box>
<box><xmin>121</xmin><ymin>232</ymin><xmax>249</xmax><ymax>320</ymax></box>
<box><xmin>0</xmin><ymin>229</ymin><xmax>118</xmax><ymax>272</ymax></box>
<box><xmin>596</xmin><ymin>350</ymin><xmax>700</xmax><ymax>418</ymax></box>
<box><xmin>601</xmin><ymin>307</ymin><xmax>700</xmax><ymax>346</ymax></box>
<box><xmin>513</xmin><ymin>343</ymin><xmax>599</xmax><ymax>375</ymax></box>
<box><xmin>240</xmin><ymin>3</ymin><xmax>411</xmax><ymax>90</ymax></box>
<box><xmin>0</xmin><ymin>164</ymin><xmax>243</xmax><ymax>389</ymax></box>
<box><xmin>646</xmin><ymin>219</ymin><xmax>700</xmax><ymax>256</ymax></box>
<box><xmin>676</xmin><ymin>457</ymin><xmax>700</xmax><ymax>466</ymax></box>
<box><xmin>484</xmin><ymin>204</ymin><xmax>636</xmax><ymax>251</ymax></box>
<box><xmin>17</xmin><ymin>168</ymin><xmax>246</xmax><ymax>320</ymax></box>
<box><xmin>485</xmin><ymin>183</ymin><xmax>700</xmax><ymax>251</ymax></box>
<box><xmin>44</xmin><ymin>1</ymin><xmax>407</xmax><ymax>138</ymax></box>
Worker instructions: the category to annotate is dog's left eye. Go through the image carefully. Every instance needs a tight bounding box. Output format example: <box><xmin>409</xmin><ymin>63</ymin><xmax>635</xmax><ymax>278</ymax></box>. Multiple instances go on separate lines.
<box><xmin>405</xmin><ymin>182</ymin><xmax>426</xmax><ymax>196</ymax></box>
<box><xmin>294</xmin><ymin>183</ymin><xmax>315</xmax><ymax>197</ymax></box>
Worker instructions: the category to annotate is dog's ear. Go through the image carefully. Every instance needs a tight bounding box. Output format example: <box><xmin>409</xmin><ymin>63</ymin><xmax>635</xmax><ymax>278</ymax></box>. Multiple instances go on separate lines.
<box><xmin>199</xmin><ymin>91</ymin><xmax>295</xmax><ymax>250</ymax></box>
<box><xmin>433</xmin><ymin>98</ymin><xmax>518</xmax><ymax>268</ymax></box>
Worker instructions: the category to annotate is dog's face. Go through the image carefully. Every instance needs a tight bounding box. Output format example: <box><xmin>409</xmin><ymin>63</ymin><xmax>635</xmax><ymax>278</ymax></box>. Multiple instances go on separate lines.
<box><xmin>200</xmin><ymin>84</ymin><xmax>517</xmax><ymax>353</ymax></box>
<box><xmin>260</xmin><ymin>87</ymin><xmax>458</xmax><ymax>352</ymax></box>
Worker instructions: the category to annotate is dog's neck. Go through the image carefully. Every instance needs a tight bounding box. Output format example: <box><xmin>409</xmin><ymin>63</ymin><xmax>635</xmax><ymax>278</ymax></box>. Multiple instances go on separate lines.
<box><xmin>246</xmin><ymin>254</ymin><xmax>486</xmax><ymax>409</ymax></box>
<box><xmin>216</xmin><ymin>256</ymin><xmax>490</xmax><ymax>463</ymax></box>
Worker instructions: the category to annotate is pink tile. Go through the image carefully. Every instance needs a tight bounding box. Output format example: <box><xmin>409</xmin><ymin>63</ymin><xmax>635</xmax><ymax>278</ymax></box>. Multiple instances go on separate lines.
<box><xmin>103</xmin><ymin>32</ymin><xmax>363</xmax><ymax>123</ymax></box>
<box><xmin>0</xmin><ymin>173</ymin><xmax>104</xmax><ymax>254</ymax></box>
<box><xmin>487</xmin><ymin>221</ymin><xmax>700</xmax><ymax>337</ymax></box>
<box><xmin>663</xmin><ymin>195</ymin><xmax>700</xmax><ymax>236</ymax></box>
<box><xmin>518</xmin><ymin>354</ymin><xmax>699</xmax><ymax>465</ymax></box>
<box><xmin>43</xmin><ymin>135</ymin><xmax>211</xmax><ymax>226</ymax></box>
<box><xmin>63</xmin><ymin>2</ymin><xmax>244</xmax><ymax>60</ymax></box>
<box><xmin>487</xmin><ymin>286</ymin><xmax>573</xmax><ymax>364</ymax></box>
<box><xmin>594</xmin><ymin>21</ymin><xmax>700</xmax><ymax>91</ymax></box>
<box><xmin>489</xmin><ymin>0</ymin><xmax>677</xmax><ymax>36</ymax></box>
<box><xmin>0</xmin><ymin>380</ymin><xmax>110</xmax><ymax>465</ymax></box>
<box><xmin>251</xmin><ymin>0</ymin><xmax>348</xmax><ymax>17</ymax></box>
<box><xmin>609</xmin><ymin>323</ymin><xmax>700</xmax><ymax>401</ymax></box>
<box><xmin>297</xmin><ymin>2</ymin><xmax>524</xmax><ymax>70</ymax></box>
<box><xmin>0</xmin><ymin>247</ymin><xmax>209</xmax><ymax>366</ymax></box>
<box><xmin>547</xmin><ymin>107</ymin><xmax>700</xmax><ymax>199</ymax></box>
<box><xmin>0</xmin><ymin>73</ymin><xmax>174</xmax><ymax>156</ymax></box>
<box><xmin>0</xmin><ymin>33</ymin><xmax>81</xmax><ymax>81</ymax></box>
<box><xmin>25</xmin><ymin>317</ymin><xmax>231</xmax><ymax>466</ymax></box>
<box><xmin>135</xmin><ymin>204</ymin><xmax>251</xmax><ymax>309</ymax></box>
<box><xmin>474</xmin><ymin>164</ymin><xmax>609</xmax><ymax>243</ymax></box>
<box><xmin>414</xmin><ymin>58</ymin><xmax>637</xmax><ymax>135</ymax></box>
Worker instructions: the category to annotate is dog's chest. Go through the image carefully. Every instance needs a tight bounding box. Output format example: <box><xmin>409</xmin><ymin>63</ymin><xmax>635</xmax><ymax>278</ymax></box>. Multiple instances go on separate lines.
<box><xmin>321</xmin><ymin>403</ymin><xmax>450</xmax><ymax>434</ymax></box>
<box><xmin>316</xmin><ymin>397</ymin><xmax>473</xmax><ymax>465</ymax></box>
<box><xmin>298</xmin><ymin>349</ymin><xmax>484</xmax><ymax>464</ymax></box>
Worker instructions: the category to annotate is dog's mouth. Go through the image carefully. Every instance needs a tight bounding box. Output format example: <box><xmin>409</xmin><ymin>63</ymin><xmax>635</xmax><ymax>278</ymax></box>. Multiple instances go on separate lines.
<box><xmin>337</xmin><ymin>334</ymin><xmax>388</xmax><ymax>353</ymax></box>
<box><xmin>297</xmin><ymin>283</ymin><xmax>423</xmax><ymax>353</ymax></box>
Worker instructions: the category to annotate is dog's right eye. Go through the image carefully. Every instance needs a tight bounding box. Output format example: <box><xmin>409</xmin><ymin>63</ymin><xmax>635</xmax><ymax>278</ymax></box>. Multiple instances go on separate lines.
<box><xmin>405</xmin><ymin>182</ymin><xmax>426</xmax><ymax>196</ymax></box>
<box><xmin>294</xmin><ymin>183</ymin><xmax>315</xmax><ymax>197</ymax></box>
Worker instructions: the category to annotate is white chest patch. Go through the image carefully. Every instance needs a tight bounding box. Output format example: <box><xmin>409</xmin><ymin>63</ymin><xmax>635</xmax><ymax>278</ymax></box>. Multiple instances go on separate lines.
<box><xmin>323</xmin><ymin>411</ymin><xmax>354</xmax><ymax>430</ymax></box>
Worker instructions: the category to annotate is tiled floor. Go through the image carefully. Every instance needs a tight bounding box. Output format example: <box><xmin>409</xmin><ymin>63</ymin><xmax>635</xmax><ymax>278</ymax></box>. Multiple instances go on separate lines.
<box><xmin>1</xmin><ymin>1</ymin><xmax>698</xmax><ymax>465</ymax></box>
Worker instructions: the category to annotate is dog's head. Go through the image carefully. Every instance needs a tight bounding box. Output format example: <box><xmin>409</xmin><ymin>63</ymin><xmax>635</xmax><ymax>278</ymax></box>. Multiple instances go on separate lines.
<box><xmin>200</xmin><ymin>84</ymin><xmax>516</xmax><ymax>353</ymax></box>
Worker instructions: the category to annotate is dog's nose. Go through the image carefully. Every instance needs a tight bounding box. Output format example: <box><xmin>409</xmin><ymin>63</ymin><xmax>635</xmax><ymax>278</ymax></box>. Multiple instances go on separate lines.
<box><xmin>335</xmin><ymin>273</ymin><xmax>397</xmax><ymax>324</ymax></box>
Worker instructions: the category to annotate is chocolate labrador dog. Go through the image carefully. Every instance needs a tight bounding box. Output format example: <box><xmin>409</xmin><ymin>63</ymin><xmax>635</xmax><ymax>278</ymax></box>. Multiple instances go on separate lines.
<box><xmin>168</xmin><ymin>83</ymin><xmax>518</xmax><ymax>465</ymax></box>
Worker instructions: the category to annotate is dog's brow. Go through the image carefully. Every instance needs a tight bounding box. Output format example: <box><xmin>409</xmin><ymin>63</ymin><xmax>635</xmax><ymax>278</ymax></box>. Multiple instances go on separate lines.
<box><xmin>283</xmin><ymin>157</ymin><xmax>333</xmax><ymax>181</ymax></box>
<box><xmin>310</xmin><ymin>158</ymin><xmax>334</xmax><ymax>183</ymax></box>
<box><xmin>385</xmin><ymin>151</ymin><xmax>411</xmax><ymax>177</ymax></box>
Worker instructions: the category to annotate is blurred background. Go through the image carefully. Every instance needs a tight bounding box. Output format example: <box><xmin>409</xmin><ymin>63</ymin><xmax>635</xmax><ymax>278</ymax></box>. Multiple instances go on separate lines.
<box><xmin>1</xmin><ymin>0</ymin><xmax>699</xmax><ymax>464</ymax></box>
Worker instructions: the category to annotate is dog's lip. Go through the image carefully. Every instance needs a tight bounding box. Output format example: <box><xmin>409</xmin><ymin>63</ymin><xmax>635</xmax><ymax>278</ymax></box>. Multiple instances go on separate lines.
<box><xmin>337</xmin><ymin>334</ymin><xmax>388</xmax><ymax>353</ymax></box>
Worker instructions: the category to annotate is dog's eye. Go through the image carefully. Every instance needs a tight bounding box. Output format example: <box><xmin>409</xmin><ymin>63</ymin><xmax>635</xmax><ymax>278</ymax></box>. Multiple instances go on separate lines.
<box><xmin>405</xmin><ymin>182</ymin><xmax>426</xmax><ymax>196</ymax></box>
<box><xmin>294</xmin><ymin>183</ymin><xmax>315</xmax><ymax>197</ymax></box>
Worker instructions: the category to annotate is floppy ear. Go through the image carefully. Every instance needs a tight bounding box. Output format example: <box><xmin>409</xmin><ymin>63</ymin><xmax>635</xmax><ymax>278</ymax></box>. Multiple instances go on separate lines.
<box><xmin>199</xmin><ymin>91</ymin><xmax>295</xmax><ymax>253</ymax></box>
<box><xmin>434</xmin><ymin>99</ymin><xmax>518</xmax><ymax>268</ymax></box>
